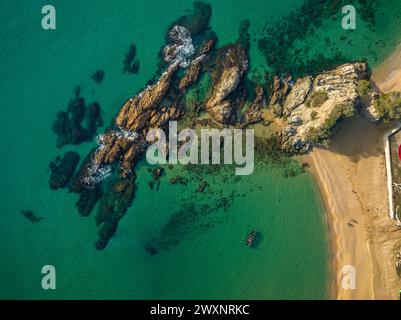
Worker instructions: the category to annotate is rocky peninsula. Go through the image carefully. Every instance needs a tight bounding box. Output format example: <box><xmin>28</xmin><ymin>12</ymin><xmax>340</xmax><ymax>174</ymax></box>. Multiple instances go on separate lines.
<box><xmin>53</xmin><ymin>2</ymin><xmax>395</xmax><ymax>254</ymax></box>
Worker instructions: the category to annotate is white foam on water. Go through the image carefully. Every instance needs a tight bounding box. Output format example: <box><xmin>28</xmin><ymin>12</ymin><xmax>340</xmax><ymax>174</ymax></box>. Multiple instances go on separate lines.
<box><xmin>163</xmin><ymin>25</ymin><xmax>195</xmax><ymax>68</ymax></box>
<box><xmin>81</xmin><ymin>160</ymin><xmax>112</xmax><ymax>186</ymax></box>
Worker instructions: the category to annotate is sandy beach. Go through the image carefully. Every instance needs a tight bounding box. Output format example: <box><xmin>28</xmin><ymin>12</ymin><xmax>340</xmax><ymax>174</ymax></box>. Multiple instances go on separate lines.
<box><xmin>371</xmin><ymin>44</ymin><xmax>401</xmax><ymax>93</ymax></box>
<box><xmin>306</xmin><ymin>47</ymin><xmax>401</xmax><ymax>299</ymax></box>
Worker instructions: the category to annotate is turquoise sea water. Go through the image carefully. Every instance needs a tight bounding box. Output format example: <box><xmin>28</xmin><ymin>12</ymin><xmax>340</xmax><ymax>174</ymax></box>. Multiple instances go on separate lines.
<box><xmin>0</xmin><ymin>0</ymin><xmax>400</xmax><ymax>299</ymax></box>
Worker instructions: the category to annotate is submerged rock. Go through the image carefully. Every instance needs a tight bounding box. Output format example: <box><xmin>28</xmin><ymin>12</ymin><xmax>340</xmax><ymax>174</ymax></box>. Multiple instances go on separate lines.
<box><xmin>49</xmin><ymin>151</ymin><xmax>80</xmax><ymax>190</ymax></box>
<box><xmin>86</xmin><ymin>102</ymin><xmax>103</xmax><ymax>137</ymax></box>
<box><xmin>95</xmin><ymin>177</ymin><xmax>136</xmax><ymax>250</ymax></box>
<box><xmin>123</xmin><ymin>43</ymin><xmax>140</xmax><ymax>74</ymax></box>
<box><xmin>76</xmin><ymin>184</ymin><xmax>103</xmax><ymax>217</ymax></box>
<box><xmin>53</xmin><ymin>88</ymin><xmax>102</xmax><ymax>148</ymax></box>
<box><xmin>173</xmin><ymin>1</ymin><xmax>212</xmax><ymax>36</ymax></box>
<box><xmin>91</xmin><ymin>70</ymin><xmax>105</xmax><ymax>83</ymax></box>
<box><xmin>148</xmin><ymin>167</ymin><xmax>164</xmax><ymax>190</ymax></box>
<box><xmin>169</xmin><ymin>175</ymin><xmax>188</xmax><ymax>185</ymax></box>
<box><xmin>21</xmin><ymin>210</ymin><xmax>42</xmax><ymax>223</ymax></box>
<box><xmin>196</xmin><ymin>180</ymin><xmax>208</xmax><ymax>192</ymax></box>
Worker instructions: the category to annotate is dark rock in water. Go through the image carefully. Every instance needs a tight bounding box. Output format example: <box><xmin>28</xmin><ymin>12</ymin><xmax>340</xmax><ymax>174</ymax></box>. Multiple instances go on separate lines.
<box><xmin>95</xmin><ymin>215</ymin><xmax>119</xmax><ymax>250</ymax></box>
<box><xmin>21</xmin><ymin>210</ymin><xmax>42</xmax><ymax>223</ymax></box>
<box><xmin>67</xmin><ymin>93</ymin><xmax>86</xmax><ymax>124</ymax></box>
<box><xmin>91</xmin><ymin>70</ymin><xmax>105</xmax><ymax>83</ymax></box>
<box><xmin>49</xmin><ymin>151</ymin><xmax>80</xmax><ymax>190</ymax></box>
<box><xmin>152</xmin><ymin>167</ymin><xmax>164</xmax><ymax>180</ymax></box>
<box><xmin>68</xmin><ymin>153</ymin><xmax>93</xmax><ymax>193</ymax></box>
<box><xmin>169</xmin><ymin>175</ymin><xmax>188</xmax><ymax>185</ymax></box>
<box><xmin>53</xmin><ymin>90</ymin><xmax>88</xmax><ymax>148</ymax></box>
<box><xmin>53</xmin><ymin>110</ymin><xmax>89</xmax><ymax>148</ymax></box>
<box><xmin>196</xmin><ymin>180</ymin><xmax>208</xmax><ymax>192</ymax></box>
<box><xmin>86</xmin><ymin>102</ymin><xmax>103</xmax><ymax>137</ymax></box>
<box><xmin>53</xmin><ymin>88</ymin><xmax>103</xmax><ymax>148</ymax></box>
<box><xmin>148</xmin><ymin>167</ymin><xmax>164</xmax><ymax>190</ymax></box>
<box><xmin>76</xmin><ymin>184</ymin><xmax>103</xmax><ymax>217</ymax></box>
<box><xmin>174</xmin><ymin>1</ymin><xmax>212</xmax><ymax>35</ymax></box>
<box><xmin>146</xmin><ymin>200</ymin><xmax>231</xmax><ymax>253</ymax></box>
<box><xmin>123</xmin><ymin>44</ymin><xmax>140</xmax><ymax>74</ymax></box>
<box><xmin>144</xmin><ymin>242</ymin><xmax>158</xmax><ymax>255</ymax></box>
<box><xmin>236</xmin><ymin>19</ymin><xmax>250</xmax><ymax>51</ymax></box>
<box><xmin>95</xmin><ymin>177</ymin><xmax>136</xmax><ymax>250</ymax></box>
<box><xmin>52</xmin><ymin>111</ymin><xmax>70</xmax><ymax>148</ymax></box>
<box><xmin>73</xmin><ymin>85</ymin><xmax>81</xmax><ymax>96</ymax></box>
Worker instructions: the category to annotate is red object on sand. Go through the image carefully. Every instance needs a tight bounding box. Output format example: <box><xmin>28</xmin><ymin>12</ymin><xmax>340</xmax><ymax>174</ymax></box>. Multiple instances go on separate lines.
<box><xmin>398</xmin><ymin>144</ymin><xmax>401</xmax><ymax>161</ymax></box>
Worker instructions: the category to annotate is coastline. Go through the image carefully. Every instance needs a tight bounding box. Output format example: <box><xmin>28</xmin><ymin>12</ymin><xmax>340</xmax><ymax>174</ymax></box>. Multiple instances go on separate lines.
<box><xmin>306</xmin><ymin>46</ymin><xmax>401</xmax><ymax>299</ymax></box>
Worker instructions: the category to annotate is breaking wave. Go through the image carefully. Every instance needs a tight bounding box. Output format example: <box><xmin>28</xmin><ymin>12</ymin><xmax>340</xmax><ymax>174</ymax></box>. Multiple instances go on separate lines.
<box><xmin>81</xmin><ymin>161</ymin><xmax>112</xmax><ymax>186</ymax></box>
<box><xmin>163</xmin><ymin>25</ymin><xmax>195</xmax><ymax>68</ymax></box>
<box><xmin>115</xmin><ymin>126</ymin><xmax>139</xmax><ymax>141</ymax></box>
<box><xmin>83</xmin><ymin>128</ymin><xmax>138</xmax><ymax>186</ymax></box>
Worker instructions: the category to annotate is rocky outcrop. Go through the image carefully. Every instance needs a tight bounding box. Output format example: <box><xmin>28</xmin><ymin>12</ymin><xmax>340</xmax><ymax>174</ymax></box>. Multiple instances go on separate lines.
<box><xmin>69</xmin><ymin>21</ymin><xmax>216</xmax><ymax>250</ymax></box>
<box><xmin>277</xmin><ymin>62</ymin><xmax>369</xmax><ymax>153</ymax></box>
<box><xmin>243</xmin><ymin>86</ymin><xmax>265</xmax><ymax>125</ymax></box>
<box><xmin>163</xmin><ymin>25</ymin><xmax>194</xmax><ymax>68</ymax></box>
<box><xmin>269</xmin><ymin>75</ymin><xmax>292</xmax><ymax>117</ymax></box>
<box><xmin>179</xmin><ymin>39</ymin><xmax>215</xmax><ymax>91</ymax></box>
<box><xmin>89</xmin><ymin>61</ymin><xmax>181</xmax><ymax>179</ymax></box>
<box><xmin>179</xmin><ymin>56</ymin><xmax>205</xmax><ymax>91</ymax></box>
<box><xmin>116</xmin><ymin>62</ymin><xmax>179</xmax><ymax>131</ymax></box>
<box><xmin>205</xmin><ymin>45</ymin><xmax>248</xmax><ymax>123</ymax></box>
<box><xmin>283</xmin><ymin>76</ymin><xmax>312</xmax><ymax>116</ymax></box>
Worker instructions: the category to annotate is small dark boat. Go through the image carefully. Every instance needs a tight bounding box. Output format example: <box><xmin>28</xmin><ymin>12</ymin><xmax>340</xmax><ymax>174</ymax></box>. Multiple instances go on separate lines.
<box><xmin>246</xmin><ymin>230</ymin><xmax>256</xmax><ymax>247</ymax></box>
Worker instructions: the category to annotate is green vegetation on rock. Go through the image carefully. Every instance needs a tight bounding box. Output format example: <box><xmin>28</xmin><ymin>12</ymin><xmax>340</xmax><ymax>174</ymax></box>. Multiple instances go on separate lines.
<box><xmin>310</xmin><ymin>110</ymin><xmax>318</xmax><ymax>120</ymax></box>
<box><xmin>324</xmin><ymin>103</ymin><xmax>354</xmax><ymax>129</ymax></box>
<box><xmin>373</xmin><ymin>92</ymin><xmax>401</xmax><ymax>122</ymax></box>
<box><xmin>305</xmin><ymin>90</ymin><xmax>328</xmax><ymax>108</ymax></box>
<box><xmin>357</xmin><ymin>79</ymin><xmax>371</xmax><ymax>96</ymax></box>
<box><xmin>307</xmin><ymin>103</ymin><xmax>355</xmax><ymax>142</ymax></box>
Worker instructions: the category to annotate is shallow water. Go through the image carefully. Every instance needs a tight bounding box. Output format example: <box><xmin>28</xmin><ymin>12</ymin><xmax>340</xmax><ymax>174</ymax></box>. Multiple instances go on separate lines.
<box><xmin>0</xmin><ymin>0</ymin><xmax>400</xmax><ymax>299</ymax></box>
